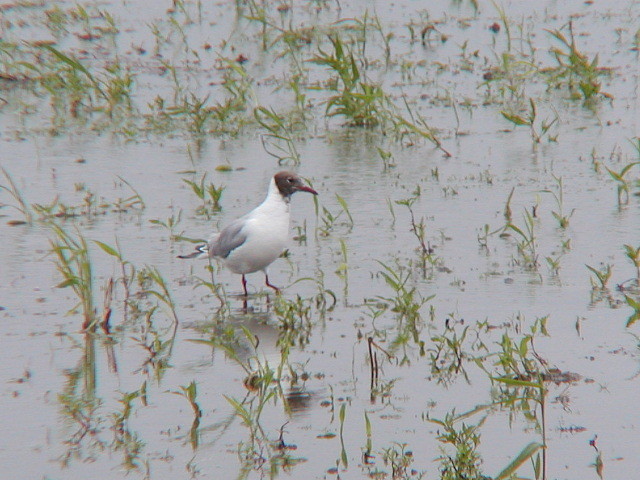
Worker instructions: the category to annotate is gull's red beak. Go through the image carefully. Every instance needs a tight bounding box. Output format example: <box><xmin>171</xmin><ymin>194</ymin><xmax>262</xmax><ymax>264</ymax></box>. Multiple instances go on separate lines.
<box><xmin>297</xmin><ymin>184</ymin><xmax>318</xmax><ymax>195</ymax></box>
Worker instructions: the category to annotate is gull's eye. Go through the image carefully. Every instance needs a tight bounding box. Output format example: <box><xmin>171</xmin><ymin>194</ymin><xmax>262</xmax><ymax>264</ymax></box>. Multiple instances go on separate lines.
<box><xmin>287</xmin><ymin>177</ymin><xmax>294</xmax><ymax>183</ymax></box>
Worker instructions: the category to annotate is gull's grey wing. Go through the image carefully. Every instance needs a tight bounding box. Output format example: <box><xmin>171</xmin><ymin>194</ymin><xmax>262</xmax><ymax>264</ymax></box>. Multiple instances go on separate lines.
<box><xmin>209</xmin><ymin>219</ymin><xmax>247</xmax><ymax>258</ymax></box>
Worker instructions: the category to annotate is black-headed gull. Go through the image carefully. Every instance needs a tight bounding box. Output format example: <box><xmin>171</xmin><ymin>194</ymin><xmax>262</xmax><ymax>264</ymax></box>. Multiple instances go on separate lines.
<box><xmin>179</xmin><ymin>171</ymin><xmax>318</xmax><ymax>295</ymax></box>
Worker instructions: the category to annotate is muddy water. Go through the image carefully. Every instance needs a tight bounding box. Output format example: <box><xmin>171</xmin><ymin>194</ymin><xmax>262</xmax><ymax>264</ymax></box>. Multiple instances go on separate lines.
<box><xmin>1</xmin><ymin>1</ymin><xmax>640</xmax><ymax>479</ymax></box>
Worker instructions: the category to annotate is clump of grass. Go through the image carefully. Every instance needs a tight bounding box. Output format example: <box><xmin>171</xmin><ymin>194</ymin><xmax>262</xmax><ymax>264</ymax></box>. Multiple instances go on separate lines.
<box><xmin>145</xmin><ymin>56</ymin><xmax>255</xmax><ymax>136</ymax></box>
<box><xmin>48</xmin><ymin>222</ymin><xmax>97</xmax><ymax>331</ymax></box>
<box><xmin>317</xmin><ymin>193</ymin><xmax>354</xmax><ymax>236</ymax></box>
<box><xmin>273</xmin><ymin>295</ymin><xmax>314</xmax><ymax>350</ymax></box>
<box><xmin>0</xmin><ymin>167</ymin><xmax>33</xmax><ymax>224</ymax></box>
<box><xmin>377</xmin><ymin>147</ymin><xmax>396</xmax><ymax>171</ymax></box>
<box><xmin>311</xmin><ymin>34</ymin><xmax>386</xmax><ymax>127</ymax></box>
<box><xmin>39</xmin><ymin>44</ymin><xmax>135</xmax><ymax>116</ymax></box>
<box><xmin>57</xmin><ymin>364</ymin><xmax>101</xmax><ymax>467</ymax></box>
<box><xmin>165</xmin><ymin>93</ymin><xmax>214</xmax><ymax>136</ymax></box>
<box><xmin>542</xmin><ymin>175</ymin><xmax>574</xmax><ymax>228</ymax></box>
<box><xmin>586</xmin><ymin>263</ymin><xmax>613</xmax><ymax>290</ymax></box>
<box><xmin>255</xmin><ymin>106</ymin><xmax>301</xmax><ymax>165</ymax></box>
<box><xmin>138</xmin><ymin>265</ymin><xmax>179</xmax><ymax>325</ymax></box>
<box><xmin>501</xmin><ymin>98</ymin><xmax>558</xmax><ymax>144</ymax></box>
<box><xmin>429</xmin><ymin>412</ymin><xmax>485</xmax><ymax>480</ymax></box>
<box><xmin>454</xmin><ymin>316</ymin><xmax>550</xmax><ymax>479</ymax></box>
<box><xmin>111</xmin><ymin>384</ymin><xmax>147</xmax><ymax>470</ymax></box>
<box><xmin>619</xmin><ymin>244</ymin><xmax>640</xmax><ymax>325</ymax></box>
<box><xmin>373</xmin><ymin>260</ymin><xmax>433</xmax><ymax>364</ymax></box>
<box><xmin>480</xmin><ymin>6</ymin><xmax>538</xmax><ymax>104</ymax></box>
<box><xmin>506</xmin><ymin>208</ymin><xmax>539</xmax><ymax>271</ymax></box>
<box><xmin>379</xmin><ymin>442</ymin><xmax>417</xmax><ymax>479</ymax></box>
<box><xmin>395</xmin><ymin>192</ymin><xmax>437</xmax><ymax>275</ymax></box>
<box><xmin>310</xmin><ymin>32</ymin><xmax>450</xmax><ymax>155</ymax></box>
<box><xmin>606</xmin><ymin>161</ymin><xmax>639</xmax><ymax>206</ymax></box>
<box><xmin>31</xmin><ymin>182</ymin><xmax>144</xmax><ymax>221</ymax></box>
<box><xmin>130</xmin><ymin>306</ymin><xmax>177</xmax><ymax>379</ymax></box>
<box><xmin>172</xmin><ymin>381</ymin><xmax>203</xmax><ymax>449</ymax></box>
<box><xmin>484</xmin><ymin>319</ymin><xmax>551</xmax><ymax>480</ymax></box>
<box><xmin>623</xmin><ymin>244</ymin><xmax>640</xmax><ymax>284</ymax></box>
<box><xmin>624</xmin><ymin>295</ymin><xmax>640</xmax><ymax>328</ymax></box>
<box><xmin>94</xmin><ymin>239</ymin><xmax>137</xmax><ymax>322</ymax></box>
<box><xmin>545</xmin><ymin>21</ymin><xmax>611</xmax><ymax>101</ymax></box>
<box><xmin>149</xmin><ymin>210</ymin><xmax>183</xmax><ymax>241</ymax></box>
<box><xmin>489</xmin><ymin>375</ymin><xmax>547</xmax><ymax>479</ymax></box>
<box><xmin>214</xmin><ymin>57</ymin><xmax>256</xmax><ymax>124</ymax></box>
<box><xmin>44</xmin><ymin>5</ymin><xmax>72</xmax><ymax>36</ymax></box>
<box><xmin>429</xmin><ymin>321</ymin><xmax>472</xmax><ymax>385</ymax></box>
<box><xmin>0</xmin><ymin>39</ymin><xmax>128</xmax><ymax>123</ymax></box>
<box><xmin>198</xmin><ymin>324</ymin><xmax>305</xmax><ymax>475</ymax></box>
<box><xmin>182</xmin><ymin>172</ymin><xmax>225</xmax><ymax>218</ymax></box>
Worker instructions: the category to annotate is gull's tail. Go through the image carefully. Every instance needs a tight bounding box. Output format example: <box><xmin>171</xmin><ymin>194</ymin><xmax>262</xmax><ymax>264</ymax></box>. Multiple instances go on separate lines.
<box><xmin>177</xmin><ymin>243</ymin><xmax>209</xmax><ymax>259</ymax></box>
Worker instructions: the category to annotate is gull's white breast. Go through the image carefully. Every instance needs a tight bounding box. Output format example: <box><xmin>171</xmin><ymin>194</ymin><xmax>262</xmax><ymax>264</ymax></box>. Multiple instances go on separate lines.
<box><xmin>224</xmin><ymin>189</ymin><xmax>290</xmax><ymax>274</ymax></box>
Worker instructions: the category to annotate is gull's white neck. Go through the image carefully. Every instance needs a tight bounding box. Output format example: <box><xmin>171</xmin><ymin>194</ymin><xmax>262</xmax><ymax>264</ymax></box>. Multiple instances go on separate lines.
<box><xmin>264</xmin><ymin>177</ymin><xmax>290</xmax><ymax>204</ymax></box>
<box><xmin>252</xmin><ymin>178</ymin><xmax>290</xmax><ymax>218</ymax></box>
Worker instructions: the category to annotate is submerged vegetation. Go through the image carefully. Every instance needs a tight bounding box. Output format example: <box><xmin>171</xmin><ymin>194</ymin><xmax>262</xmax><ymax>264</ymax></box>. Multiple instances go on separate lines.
<box><xmin>1</xmin><ymin>1</ymin><xmax>639</xmax><ymax>479</ymax></box>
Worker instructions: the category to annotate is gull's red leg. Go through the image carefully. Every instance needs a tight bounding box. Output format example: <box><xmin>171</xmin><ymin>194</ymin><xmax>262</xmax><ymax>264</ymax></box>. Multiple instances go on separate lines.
<box><xmin>241</xmin><ymin>275</ymin><xmax>248</xmax><ymax>296</ymax></box>
<box><xmin>264</xmin><ymin>274</ymin><xmax>281</xmax><ymax>294</ymax></box>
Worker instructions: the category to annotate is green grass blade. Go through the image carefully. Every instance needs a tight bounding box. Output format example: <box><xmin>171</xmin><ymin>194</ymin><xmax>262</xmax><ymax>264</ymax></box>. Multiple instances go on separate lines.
<box><xmin>494</xmin><ymin>442</ymin><xmax>543</xmax><ymax>480</ymax></box>
<box><xmin>335</xmin><ymin>194</ymin><xmax>353</xmax><ymax>225</ymax></box>
<box><xmin>40</xmin><ymin>44</ymin><xmax>91</xmax><ymax>76</ymax></box>
<box><xmin>93</xmin><ymin>240</ymin><xmax>120</xmax><ymax>259</ymax></box>
<box><xmin>501</xmin><ymin>111</ymin><xmax>529</xmax><ymax>126</ymax></box>
<box><xmin>40</xmin><ymin>44</ymin><xmax>106</xmax><ymax>99</ymax></box>
<box><xmin>492</xmin><ymin>376</ymin><xmax>543</xmax><ymax>389</ymax></box>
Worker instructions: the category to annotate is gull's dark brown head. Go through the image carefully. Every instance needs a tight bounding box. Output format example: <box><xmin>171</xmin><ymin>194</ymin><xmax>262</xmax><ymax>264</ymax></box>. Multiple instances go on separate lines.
<box><xmin>274</xmin><ymin>171</ymin><xmax>318</xmax><ymax>198</ymax></box>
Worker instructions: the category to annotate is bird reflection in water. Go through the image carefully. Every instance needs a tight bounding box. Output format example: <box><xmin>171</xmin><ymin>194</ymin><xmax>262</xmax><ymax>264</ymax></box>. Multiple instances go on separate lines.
<box><xmin>206</xmin><ymin>302</ymin><xmax>315</xmax><ymax>418</ymax></box>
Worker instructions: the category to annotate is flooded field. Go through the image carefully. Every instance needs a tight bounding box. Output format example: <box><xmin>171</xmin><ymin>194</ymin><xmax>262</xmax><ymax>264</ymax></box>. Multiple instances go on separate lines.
<box><xmin>1</xmin><ymin>0</ymin><xmax>639</xmax><ymax>479</ymax></box>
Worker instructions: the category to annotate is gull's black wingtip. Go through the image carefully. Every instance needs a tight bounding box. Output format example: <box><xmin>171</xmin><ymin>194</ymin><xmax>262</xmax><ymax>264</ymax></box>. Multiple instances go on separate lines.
<box><xmin>178</xmin><ymin>244</ymin><xmax>208</xmax><ymax>259</ymax></box>
<box><xmin>177</xmin><ymin>251</ymin><xmax>201</xmax><ymax>259</ymax></box>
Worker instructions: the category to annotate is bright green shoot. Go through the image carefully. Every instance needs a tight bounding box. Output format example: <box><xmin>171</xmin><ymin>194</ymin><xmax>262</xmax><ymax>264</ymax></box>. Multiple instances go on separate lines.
<box><xmin>606</xmin><ymin>162</ymin><xmax>639</xmax><ymax>206</ymax></box>
<box><xmin>586</xmin><ymin>264</ymin><xmax>613</xmax><ymax>289</ymax></box>
<box><xmin>623</xmin><ymin>244</ymin><xmax>640</xmax><ymax>282</ymax></box>
<box><xmin>542</xmin><ymin>175</ymin><xmax>574</xmax><ymax>229</ymax></box>
<box><xmin>625</xmin><ymin>295</ymin><xmax>640</xmax><ymax>328</ymax></box>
